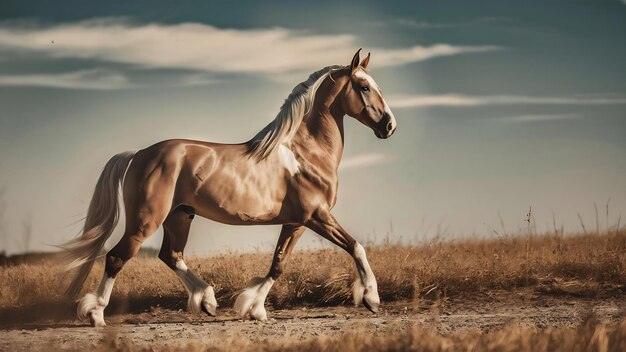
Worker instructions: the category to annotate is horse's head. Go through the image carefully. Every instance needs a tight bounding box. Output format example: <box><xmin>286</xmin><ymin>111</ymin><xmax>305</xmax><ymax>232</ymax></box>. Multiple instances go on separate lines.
<box><xmin>340</xmin><ymin>49</ymin><xmax>397</xmax><ymax>139</ymax></box>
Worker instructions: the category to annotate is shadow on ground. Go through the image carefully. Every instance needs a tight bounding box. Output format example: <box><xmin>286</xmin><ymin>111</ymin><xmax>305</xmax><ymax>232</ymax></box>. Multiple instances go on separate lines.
<box><xmin>0</xmin><ymin>295</ymin><xmax>187</xmax><ymax>329</ymax></box>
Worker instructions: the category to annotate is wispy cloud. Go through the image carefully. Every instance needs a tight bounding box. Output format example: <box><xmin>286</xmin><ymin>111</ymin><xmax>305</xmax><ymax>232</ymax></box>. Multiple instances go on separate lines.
<box><xmin>374</xmin><ymin>44</ymin><xmax>499</xmax><ymax>67</ymax></box>
<box><xmin>0</xmin><ymin>18</ymin><xmax>499</xmax><ymax>76</ymax></box>
<box><xmin>374</xmin><ymin>17</ymin><xmax>515</xmax><ymax>30</ymax></box>
<box><xmin>0</xmin><ymin>69</ymin><xmax>218</xmax><ymax>90</ymax></box>
<box><xmin>172</xmin><ymin>73</ymin><xmax>219</xmax><ymax>87</ymax></box>
<box><xmin>388</xmin><ymin>94</ymin><xmax>626</xmax><ymax>108</ymax></box>
<box><xmin>0</xmin><ymin>69</ymin><xmax>131</xmax><ymax>90</ymax></box>
<box><xmin>339</xmin><ymin>153</ymin><xmax>394</xmax><ymax>170</ymax></box>
<box><xmin>498</xmin><ymin>113</ymin><xmax>580</xmax><ymax>123</ymax></box>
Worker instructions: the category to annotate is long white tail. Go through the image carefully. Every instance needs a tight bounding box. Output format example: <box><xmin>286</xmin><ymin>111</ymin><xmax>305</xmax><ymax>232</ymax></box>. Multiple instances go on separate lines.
<box><xmin>62</xmin><ymin>151</ymin><xmax>135</xmax><ymax>297</ymax></box>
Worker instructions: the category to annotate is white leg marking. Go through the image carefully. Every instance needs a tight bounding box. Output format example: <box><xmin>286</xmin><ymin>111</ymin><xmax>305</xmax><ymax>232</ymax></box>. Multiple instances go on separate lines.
<box><xmin>233</xmin><ymin>276</ymin><xmax>275</xmax><ymax>321</ymax></box>
<box><xmin>352</xmin><ymin>242</ymin><xmax>380</xmax><ymax>312</ymax></box>
<box><xmin>174</xmin><ymin>259</ymin><xmax>217</xmax><ymax>315</ymax></box>
<box><xmin>77</xmin><ymin>273</ymin><xmax>115</xmax><ymax>327</ymax></box>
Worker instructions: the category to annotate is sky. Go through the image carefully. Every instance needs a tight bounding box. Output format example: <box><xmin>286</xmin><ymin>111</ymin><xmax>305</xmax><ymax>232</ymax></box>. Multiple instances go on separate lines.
<box><xmin>0</xmin><ymin>0</ymin><xmax>625</xmax><ymax>255</ymax></box>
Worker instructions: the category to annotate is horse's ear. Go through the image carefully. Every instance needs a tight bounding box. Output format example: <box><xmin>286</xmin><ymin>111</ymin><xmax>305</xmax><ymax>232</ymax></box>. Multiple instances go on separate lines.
<box><xmin>360</xmin><ymin>52</ymin><xmax>371</xmax><ymax>69</ymax></box>
<box><xmin>351</xmin><ymin>48</ymin><xmax>362</xmax><ymax>72</ymax></box>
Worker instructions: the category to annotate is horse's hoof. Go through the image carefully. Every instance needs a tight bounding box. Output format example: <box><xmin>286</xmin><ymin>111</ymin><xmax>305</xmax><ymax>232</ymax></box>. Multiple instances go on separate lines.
<box><xmin>233</xmin><ymin>277</ymin><xmax>273</xmax><ymax>321</ymax></box>
<box><xmin>363</xmin><ymin>297</ymin><xmax>379</xmax><ymax>313</ymax></box>
<box><xmin>88</xmin><ymin>310</ymin><xmax>106</xmax><ymax>327</ymax></box>
<box><xmin>78</xmin><ymin>293</ymin><xmax>107</xmax><ymax>327</ymax></box>
<box><xmin>201</xmin><ymin>302</ymin><xmax>217</xmax><ymax>316</ymax></box>
<box><xmin>201</xmin><ymin>286</ymin><xmax>217</xmax><ymax>316</ymax></box>
<box><xmin>353</xmin><ymin>279</ymin><xmax>380</xmax><ymax>313</ymax></box>
<box><xmin>249</xmin><ymin>305</ymin><xmax>268</xmax><ymax>321</ymax></box>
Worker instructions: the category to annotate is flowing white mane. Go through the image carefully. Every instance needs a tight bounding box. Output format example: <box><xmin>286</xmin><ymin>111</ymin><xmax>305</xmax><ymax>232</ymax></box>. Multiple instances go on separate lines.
<box><xmin>246</xmin><ymin>65</ymin><xmax>344</xmax><ymax>160</ymax></box>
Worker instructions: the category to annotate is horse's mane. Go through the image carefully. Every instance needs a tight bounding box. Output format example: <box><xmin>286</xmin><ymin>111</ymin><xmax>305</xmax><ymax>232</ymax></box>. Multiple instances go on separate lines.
<box><xmin>245</xmin><ymin>65</ymin><xmax>344</xmax><ymax>161</ymax></box>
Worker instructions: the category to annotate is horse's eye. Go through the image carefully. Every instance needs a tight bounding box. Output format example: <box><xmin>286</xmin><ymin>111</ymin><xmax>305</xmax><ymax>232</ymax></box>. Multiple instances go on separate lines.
<box><xmin>362</xmin><ymin>86</ymin><xmax>369</xmax><ymax>92</ymax></box>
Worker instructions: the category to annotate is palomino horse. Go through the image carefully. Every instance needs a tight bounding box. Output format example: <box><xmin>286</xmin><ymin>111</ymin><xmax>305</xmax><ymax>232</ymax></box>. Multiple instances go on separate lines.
<box><xmin>62</xmin><ymin>49</ymin><xmax>397</xmax><ymax>326</ymax></box>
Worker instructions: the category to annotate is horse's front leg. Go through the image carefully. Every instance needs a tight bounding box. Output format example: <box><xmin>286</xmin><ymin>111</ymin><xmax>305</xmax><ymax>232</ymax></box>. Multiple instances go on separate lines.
<box><xmin>305</xmin><ymin>208</ymin><xmax>380</xmax><ymax>313</ymax></box>
<box><xmin>234</xmin><ymin>224</ymin><xmax>305</xmax><ymax>320</ymax></box>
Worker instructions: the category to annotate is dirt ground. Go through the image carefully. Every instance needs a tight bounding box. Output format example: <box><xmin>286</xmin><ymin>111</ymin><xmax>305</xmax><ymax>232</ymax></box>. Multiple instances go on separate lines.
<box><xmin>1</xmin><ymin>290</ymin><xmax>624</xmax><ymax>351</ymax></box>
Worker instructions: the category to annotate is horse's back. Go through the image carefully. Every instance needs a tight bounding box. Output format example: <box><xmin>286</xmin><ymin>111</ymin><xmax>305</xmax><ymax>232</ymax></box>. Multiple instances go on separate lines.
<box><xmin>124</xmin><ymin>138</ymin><xmax>292</xmax><ymax>225</ymax></box>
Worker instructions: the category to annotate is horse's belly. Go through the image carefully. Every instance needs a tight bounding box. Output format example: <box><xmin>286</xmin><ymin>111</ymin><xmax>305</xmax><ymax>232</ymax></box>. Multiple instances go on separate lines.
<box><xmin>193</xmin><ymin>194</ymin><xmax>283</xmax><ymax>225</ymax></box>
<box><xmin>191</xmin><ymin>170</ymin><xmax>288</xmax><ymax>225</ymax></box>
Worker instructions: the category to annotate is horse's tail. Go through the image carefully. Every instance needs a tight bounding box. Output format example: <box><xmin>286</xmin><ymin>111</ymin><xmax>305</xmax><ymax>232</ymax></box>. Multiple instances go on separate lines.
<box><xmin>62</xmin><ymin>151</ymin><xmax>136</xmax><ymax>298</ymax></box>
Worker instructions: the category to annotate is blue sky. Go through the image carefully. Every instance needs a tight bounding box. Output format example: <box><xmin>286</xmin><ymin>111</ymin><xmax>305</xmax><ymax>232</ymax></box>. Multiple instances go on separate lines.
<box><xmin>0</xmin><ymin>0</ymin><xmax>625</xmax><ymax>255</ymax></box>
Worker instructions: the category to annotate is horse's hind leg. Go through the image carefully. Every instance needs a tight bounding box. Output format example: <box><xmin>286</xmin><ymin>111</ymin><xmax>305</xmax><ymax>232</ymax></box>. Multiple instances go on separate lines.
<box><xmin>159</xmin><ymin>205</ymin><xmax>217</xmax><ymax>316</ymax></box>
<box><xmin>77</xmin><ymin>195</ymin><xmax>172</xmax><ymax>326</ymax></box>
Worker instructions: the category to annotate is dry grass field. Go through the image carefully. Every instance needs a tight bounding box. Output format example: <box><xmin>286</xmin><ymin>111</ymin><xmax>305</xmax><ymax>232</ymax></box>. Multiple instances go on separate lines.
<box><xmin>1</xmin><ymin>230</ymin><xmax>625</xmax><ymax>351</ymax></box>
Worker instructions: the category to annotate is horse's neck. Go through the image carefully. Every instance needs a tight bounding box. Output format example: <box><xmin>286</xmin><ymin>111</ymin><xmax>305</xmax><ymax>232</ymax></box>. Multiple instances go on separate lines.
<box><xmin>293</xmin><ymin>91</ymin><xmax>345</xmax><ymax>174</ymax></box>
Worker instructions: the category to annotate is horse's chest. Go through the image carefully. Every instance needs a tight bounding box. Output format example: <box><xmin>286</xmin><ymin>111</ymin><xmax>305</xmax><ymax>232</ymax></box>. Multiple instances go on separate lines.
<box><xmin>291</xmin><ymin>161</ymin><xmax>338</xmax><ymax>209</ymax></box>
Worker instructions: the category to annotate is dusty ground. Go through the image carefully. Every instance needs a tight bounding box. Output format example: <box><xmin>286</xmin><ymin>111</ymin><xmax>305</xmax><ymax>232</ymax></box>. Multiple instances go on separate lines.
<box><xmin>1</xmin><ymin>290</ymin><xmax>624</xmax><ymax>351</ymax></box>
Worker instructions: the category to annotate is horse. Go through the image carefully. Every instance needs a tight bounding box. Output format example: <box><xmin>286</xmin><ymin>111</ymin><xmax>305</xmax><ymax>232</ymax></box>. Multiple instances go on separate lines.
<box><xmin>62</xmin><ymin>49</ymin><xmax>397</xmax><ymax>326</ymax></box>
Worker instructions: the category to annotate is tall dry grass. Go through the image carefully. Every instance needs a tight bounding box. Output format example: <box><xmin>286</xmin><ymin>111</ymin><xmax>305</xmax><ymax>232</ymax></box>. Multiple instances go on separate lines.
<box><xmin>1</xmin><ymin>231</ymin><xmax>624</xmax><ymax>316</ymax></box>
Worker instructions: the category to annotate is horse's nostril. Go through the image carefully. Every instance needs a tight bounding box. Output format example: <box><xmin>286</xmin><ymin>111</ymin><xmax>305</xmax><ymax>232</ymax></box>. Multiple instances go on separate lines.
<box><xmin>386</xmin><ymin>122</ymin><xmax>393</xmax><ymax>131</ymax></box>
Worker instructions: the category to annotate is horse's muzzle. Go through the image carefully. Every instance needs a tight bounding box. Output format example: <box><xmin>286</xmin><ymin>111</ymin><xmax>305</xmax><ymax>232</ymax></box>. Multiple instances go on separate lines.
<box><xmin>374</xmin><ymin>113</ymin><xmax>397</xmax><ymax>139</ymax></box>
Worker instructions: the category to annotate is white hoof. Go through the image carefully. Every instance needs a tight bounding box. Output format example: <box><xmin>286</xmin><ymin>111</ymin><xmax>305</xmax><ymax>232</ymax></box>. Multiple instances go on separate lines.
<box><xmin>233</xmin><ymin>277</ymin><xmax>274</xmax><ymax>321</ymax></box>
<box><xmin>353</xmin><ymin>279</ymin><xmax>380</xmax><ymax>313</ymax></box>
<box><xmin>188</xmin><ymin>285</ymin><xmax>217</xmax><ymax>316</ymax></box>
<box><xmin>202</xmin><ymin>286</ymin><xmax>218</xmax><ymax>316</ymax></box>
<box><xmin>77</xmin><ymin>293</ymin><xmax>107</xmax><ymax>327</ymax></box>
